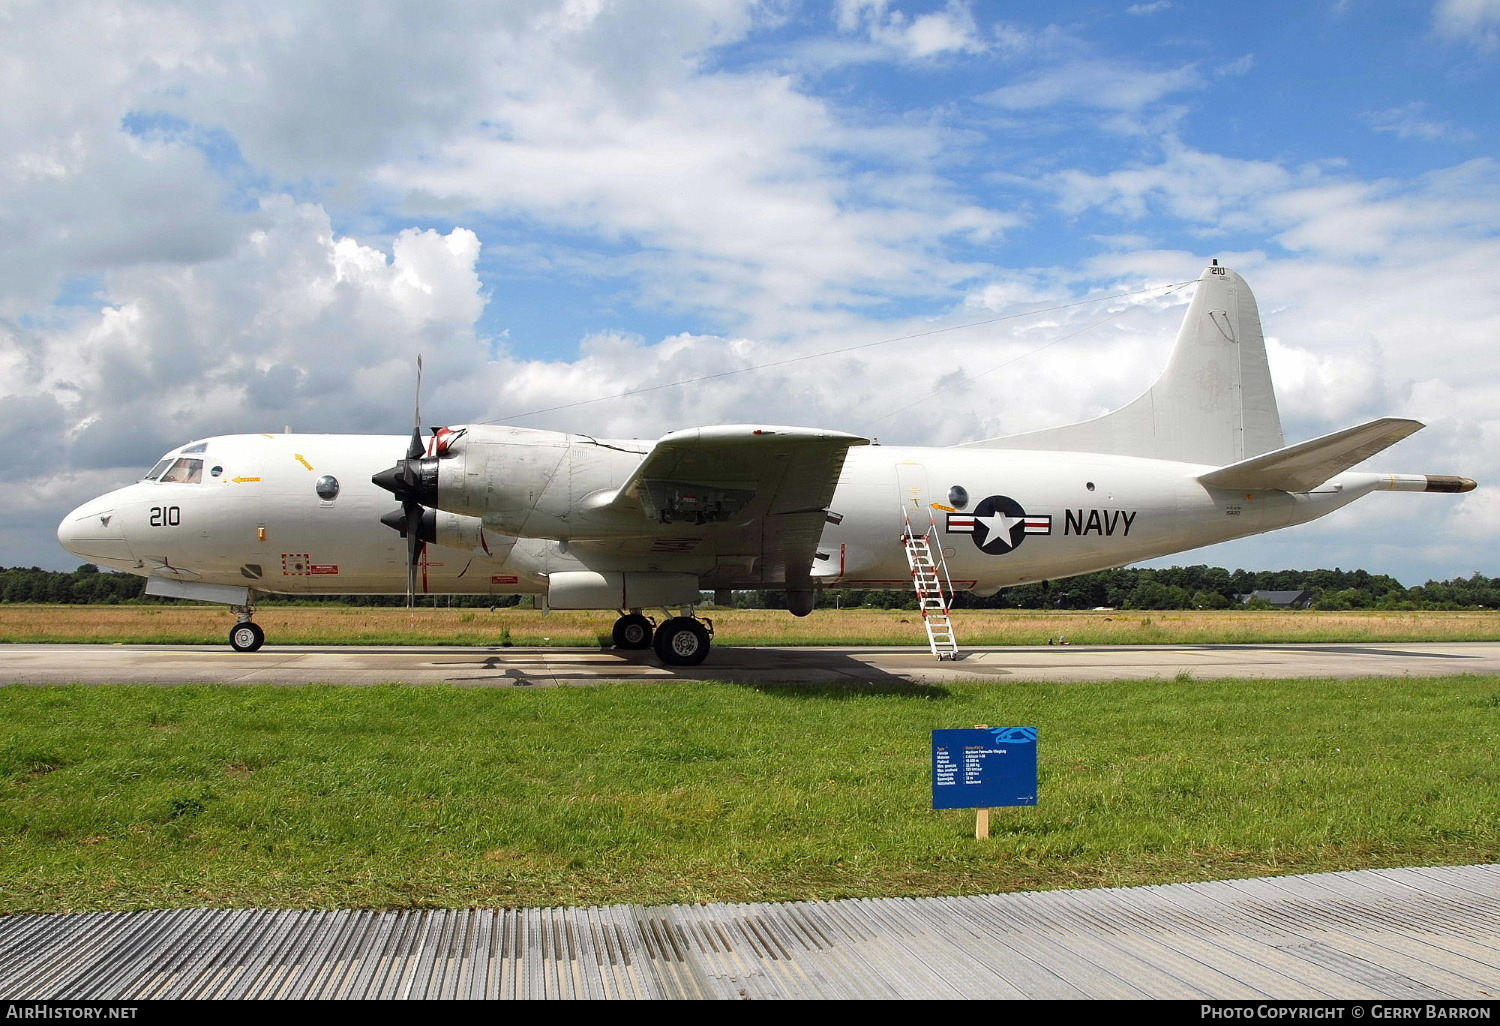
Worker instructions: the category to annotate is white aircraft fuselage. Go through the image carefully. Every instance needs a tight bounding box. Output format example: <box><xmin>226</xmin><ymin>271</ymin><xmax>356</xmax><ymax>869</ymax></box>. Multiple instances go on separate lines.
<box><xmin>59</xmin><ymin>433</ymin><xmax>1393</xmax><ymax>597</ymax></box>
<box><xmin>55</xmin><ymin>264</ymin><xmax>1475</xmax><ymax>662</ymax></box>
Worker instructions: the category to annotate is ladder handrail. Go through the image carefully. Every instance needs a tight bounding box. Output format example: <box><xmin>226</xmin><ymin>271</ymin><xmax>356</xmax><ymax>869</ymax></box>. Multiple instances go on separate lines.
<box><xmin>900</xmin><ymin>504</ymin><xmax>957</xmax><ymax>613</ymax></box>
<box><xmin>899</xmin><ymin>502</ymin><xmax>959</xmax><ymax>659</ymax></box>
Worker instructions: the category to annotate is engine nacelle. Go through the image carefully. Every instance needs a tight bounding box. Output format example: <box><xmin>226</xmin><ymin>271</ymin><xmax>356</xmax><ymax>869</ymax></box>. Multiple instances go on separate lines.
<box><xmin>785</xmin><ymin>588</ymin><xmax>817</xmax><ymax>617</ymax></box>
<box><xmin>418</xmin><ymin>509</ymin><xmax>489</xmax><ymax>551</ymax></box>
<box><xmin>414</xmin><ymin>425</ymin><xmax>653</xmax><ymax>538</ymax></box>
<box><xmin>428</xmin><ymin>425</ymin><xmax>570</xmax><ymax>520</ymax></box>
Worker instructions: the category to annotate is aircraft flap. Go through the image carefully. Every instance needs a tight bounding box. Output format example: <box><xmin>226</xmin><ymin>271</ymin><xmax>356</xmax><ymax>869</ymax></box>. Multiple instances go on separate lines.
<box><xmin>1197</xmin><ymin>418</ymin><xmax>1424</xmax><ymax>493</ymax></box>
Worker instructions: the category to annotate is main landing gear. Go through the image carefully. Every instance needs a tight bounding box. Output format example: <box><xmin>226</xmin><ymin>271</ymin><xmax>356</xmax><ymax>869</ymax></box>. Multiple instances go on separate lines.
<box><xmin>228</xmin><ymin>605</ymin><xmax>264</xmax><ymax>652</ymax></box>
<box><xmin>611</xmin><ymin>612</ymin><xmax>655</xmax><ymax>650</ymax></box>
<box><xmin>610</xmin><ymin>609</ymin><xmax>715</xmax><ymax>666</ymax></box>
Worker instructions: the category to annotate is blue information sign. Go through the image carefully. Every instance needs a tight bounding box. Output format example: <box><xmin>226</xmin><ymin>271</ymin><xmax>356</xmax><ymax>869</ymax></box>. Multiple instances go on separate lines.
<box><xmin>931</xmin><ymin>727</ymin><xmax>1038</xmax><ymax>809</ymax></box>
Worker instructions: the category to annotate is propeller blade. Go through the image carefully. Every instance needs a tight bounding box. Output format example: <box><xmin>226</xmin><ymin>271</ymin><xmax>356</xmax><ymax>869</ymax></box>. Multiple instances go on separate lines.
<box><xmin>388</xmin><ymin>354</ymin><xmax>428</xmax><ymax>609</ymax></box>
<box><xmin>407</xmin><ymin>514</ymin><xmax>421</xmax><ymax>608</ymax></box>
<box><xmin>405</xmin><ymin>355</ymin><xmax>426</xmax><ymax>461</ymax></box>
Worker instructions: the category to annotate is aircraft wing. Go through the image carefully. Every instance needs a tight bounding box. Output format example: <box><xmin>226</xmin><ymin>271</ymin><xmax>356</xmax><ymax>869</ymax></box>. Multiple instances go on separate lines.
<box><xmin>1197</xmin><ymin>418</ymin><xmax>1424</xmax><ymax>493</ymax></box>
<box><xmin>593</xmin><ymin>425</ymin><xmax>869</xmax><ymax>586</ymax></box>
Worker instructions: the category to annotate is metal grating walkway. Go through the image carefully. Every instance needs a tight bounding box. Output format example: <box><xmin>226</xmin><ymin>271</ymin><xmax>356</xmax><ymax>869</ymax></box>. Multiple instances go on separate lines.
<box><xmin>2</xmin><ymin>865</ymin><xmax>1498</xmax><ymax>1000</ymax></box>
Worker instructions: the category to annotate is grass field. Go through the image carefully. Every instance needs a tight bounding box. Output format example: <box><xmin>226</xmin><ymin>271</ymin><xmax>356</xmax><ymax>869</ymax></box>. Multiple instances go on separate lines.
<box><xmin>2</xmin><ymin>603</ymin><xmax>1499</xmax><ymax>647</ymax></box>
<box><xmin>2</xmin><ymin>675</ymin><xmax>1497</xmax><ymax>914</ymax></box>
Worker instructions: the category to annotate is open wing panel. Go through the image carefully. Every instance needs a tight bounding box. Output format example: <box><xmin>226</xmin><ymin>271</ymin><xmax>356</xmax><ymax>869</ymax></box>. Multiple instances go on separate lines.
<box><xmin>592</xmin><ymin>425</ymin><xmax>868</xmax><ymax>587</ymax></box>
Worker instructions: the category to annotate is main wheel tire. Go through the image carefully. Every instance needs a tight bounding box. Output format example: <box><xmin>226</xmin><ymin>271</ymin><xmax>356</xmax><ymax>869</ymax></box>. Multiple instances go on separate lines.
<box><xmin>652</xmin><ymin>617</ymin><xmax>710</xmax><ymax>666</ymax></box>
<box><xmin>612</xmin><ymin>613</ymin><xmax>654</xmax><ymax>650</ymax></box>
<box><xmin>229</xmin><ymin>621</ymin><xmax>265</xmax><ymax>653</ymax></box>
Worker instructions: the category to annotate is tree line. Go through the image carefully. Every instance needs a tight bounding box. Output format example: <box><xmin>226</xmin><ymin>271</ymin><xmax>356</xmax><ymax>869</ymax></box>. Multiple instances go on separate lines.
<box><xmin>5</xmin><ymin>563</ymin><xmax>1499</xmax><ymax>611</ymax></box>
<box><xmin>0</xmin><ymin>564</ymin><xmax>519</xmax><ymax>608</ymax></box>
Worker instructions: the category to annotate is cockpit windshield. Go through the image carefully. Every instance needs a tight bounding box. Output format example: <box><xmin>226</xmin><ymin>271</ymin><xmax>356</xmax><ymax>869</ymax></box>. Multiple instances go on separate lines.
<box><xmin>146</xmin><ymin>457</ymin><xmax>204</xmax><ymax>484</ymax></box>
<box><xmin>162</xmin><ymin>458</ymin><xmax>203</xmax><ymax>484</ymax></box>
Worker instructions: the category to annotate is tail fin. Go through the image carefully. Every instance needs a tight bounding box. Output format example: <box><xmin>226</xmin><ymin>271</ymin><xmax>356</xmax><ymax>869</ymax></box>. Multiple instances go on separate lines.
<box><xmin>961</xmin><ymin>263</ymin><xmax>1285</xmax><ymax>465</ymax></box>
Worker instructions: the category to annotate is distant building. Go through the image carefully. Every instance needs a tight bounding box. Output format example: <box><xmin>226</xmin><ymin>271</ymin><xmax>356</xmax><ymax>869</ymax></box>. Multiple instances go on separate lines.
<box><xmin>1236</xmin><ymin>589</ymin><xmax>1315</xmax><ymax>609</ymax></box>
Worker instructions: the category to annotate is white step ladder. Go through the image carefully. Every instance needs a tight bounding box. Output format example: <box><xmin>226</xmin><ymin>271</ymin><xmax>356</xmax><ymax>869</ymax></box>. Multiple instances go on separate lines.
<box><xmin>901</xmin><ymin>509</ymin><xmax>959</xmax><ymax>660</ymax></box>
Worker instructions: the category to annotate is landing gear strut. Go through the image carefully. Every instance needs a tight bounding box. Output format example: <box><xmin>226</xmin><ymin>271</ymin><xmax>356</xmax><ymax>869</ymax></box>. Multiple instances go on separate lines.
<box><xmin>228</xmin><ymin>606</ymin><xmax>264</xmax><ymax>652</ymax></box>
<box><xmin>652</xmin><ymin>615</ymin><xmax>714</xmax><ymax>666</ymax></box>
<box><xmin>611</xmin><ymin>612</ymin><xmax>655</xmax><ymax>650</ymax></box>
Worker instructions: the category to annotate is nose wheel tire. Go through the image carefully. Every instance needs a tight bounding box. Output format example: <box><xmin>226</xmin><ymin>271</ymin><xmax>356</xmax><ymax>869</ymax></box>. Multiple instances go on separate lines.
<box><xmin>652</xmin><ymin>617</ymin><xmax>710</xmax><ymax>666</ymax></box>
<box><xmin>612</xmin><ymin>614</ymin><xmax>655</xmax><ymax>650</ymax></box>
<box><xmin>229</xmin><ymin>622</ymin><xmax>265</xmax><ymax>653</ymax></box>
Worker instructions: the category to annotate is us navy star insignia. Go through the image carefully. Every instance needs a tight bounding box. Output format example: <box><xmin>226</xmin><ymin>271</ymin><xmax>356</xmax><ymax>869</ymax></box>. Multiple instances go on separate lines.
<box><xmin>946</xmin><ymin>495</ymin><xmax>1051</xmax><ymax>555</ymax></box>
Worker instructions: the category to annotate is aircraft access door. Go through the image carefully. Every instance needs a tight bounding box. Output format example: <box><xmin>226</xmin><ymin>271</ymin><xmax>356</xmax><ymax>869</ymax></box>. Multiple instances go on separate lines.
<box><xmin>895</xmin><ymin>460</ymin><xmax>930</xmax><ymax>519</ymax></box>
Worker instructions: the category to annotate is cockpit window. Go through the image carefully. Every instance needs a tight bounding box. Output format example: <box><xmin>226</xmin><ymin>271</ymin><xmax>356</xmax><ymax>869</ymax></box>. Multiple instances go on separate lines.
<box><xmin>182</xmin><ymin>442</ymin><xmax>208</xmax><ymax>454</ymax></box>
<box><xmin>144</xmin><ymin>459</ymin><xmax>173</xmax><ymax>481</ymax></box>
<box><xmin>160</xmin><ymin>458</ymin><xmax>203</xmax><ymax>484</ymax></box>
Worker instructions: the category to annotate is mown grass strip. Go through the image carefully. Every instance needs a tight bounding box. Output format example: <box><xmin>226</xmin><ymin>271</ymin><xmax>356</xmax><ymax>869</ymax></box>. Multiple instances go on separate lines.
<box><xmin>2</xmin><ymin>675</ymin><xmax>1498</xmax><ymax>914</ymax></box>
<box><xmin>3</xmin><ymin>604</ymin><xmax>1500</xmax><ymax>647</ymax></box>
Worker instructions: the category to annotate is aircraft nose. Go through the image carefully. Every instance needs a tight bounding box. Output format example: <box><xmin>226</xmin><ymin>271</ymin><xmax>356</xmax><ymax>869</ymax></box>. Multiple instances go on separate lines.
<box><xmin>57</xmin><ymin>497</ymin><xmax>134</xmax><ymax>562</ymax></box>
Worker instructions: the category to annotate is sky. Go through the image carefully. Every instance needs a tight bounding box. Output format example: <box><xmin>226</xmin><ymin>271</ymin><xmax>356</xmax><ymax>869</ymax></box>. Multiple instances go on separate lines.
<box><xmin>3</xmin><ymin>0</ymin><xmax>1498</xmax><ymax>584</ymax></box>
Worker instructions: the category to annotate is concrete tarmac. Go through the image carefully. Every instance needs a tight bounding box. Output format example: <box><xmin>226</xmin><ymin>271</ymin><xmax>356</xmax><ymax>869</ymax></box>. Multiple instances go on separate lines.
<box><xmin>3</xmin><ymin>639</ymin><xmax>1498</xmax><ymax>686</ymax></box>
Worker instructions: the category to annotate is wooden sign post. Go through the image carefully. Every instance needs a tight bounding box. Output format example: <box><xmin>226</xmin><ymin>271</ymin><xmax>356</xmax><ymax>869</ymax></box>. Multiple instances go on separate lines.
<box><xmin>974</xmin><ymin>724</ymin><xmax>991</xmax><ymax>840</ymax></box>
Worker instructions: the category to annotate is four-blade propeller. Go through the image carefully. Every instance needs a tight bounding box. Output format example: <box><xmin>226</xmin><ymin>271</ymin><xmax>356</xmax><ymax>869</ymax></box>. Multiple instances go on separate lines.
<box><xmin>372</xmin><ymin>357</ymin><xmax>440</xmax><ymax>606</ymax></box>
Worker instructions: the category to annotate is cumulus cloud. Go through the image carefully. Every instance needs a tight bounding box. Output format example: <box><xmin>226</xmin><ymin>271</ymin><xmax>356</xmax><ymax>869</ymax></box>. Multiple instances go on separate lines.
<box><xmin>1362</xmin><ymin>102</ymin><xmax>1477</xmax><ymax>143</ymax></box>
<box><xmin>2</xmin><ymin>0</ymin><xmax>1497</xmax><ymax>587</ymax></box>
<box><xmin>834</xmin><ymin>0</ymin><xmax>989</xmax><ymax>59</ymax></box>
<box><xmin>1433</xmin><ymin>0</ymin><xmax>1500</xmax><ymax>49</ymax></box>
<box><xmin>0</xmin><ymin>4</ymin><xmax>248</xmax><ymax>314</ymax></box>
<box><xmin>1051</xmin><ymin>138</ymin><xmax>1295</xmax><ymax>226</ymax></box>
<box><xmin>378</xmin><ymin>15</ymin><xmax>1010</xmax><ymax>334</ymax></box>
<box><xmin>982</xmin><ymin>61</ymin><xmax>1203</xmax><ymax>113</ymax></box>
<box><xmin>14</xmin><ymin>199</ymin><xmax>491</xmax><ymax>481</ymax></box>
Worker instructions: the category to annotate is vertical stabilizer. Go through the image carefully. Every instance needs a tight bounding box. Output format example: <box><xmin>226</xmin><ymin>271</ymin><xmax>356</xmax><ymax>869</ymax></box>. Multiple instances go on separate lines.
<box><xmin>961</xmin><ymin>264</ymin><xmax>1284</xmax><ymax>465</ymax></box>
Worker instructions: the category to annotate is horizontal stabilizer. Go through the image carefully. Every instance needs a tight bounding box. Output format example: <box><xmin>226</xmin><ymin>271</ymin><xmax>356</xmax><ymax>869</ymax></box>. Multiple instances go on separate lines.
<box><xmin>1197</xmin><ymin>418</ymin><xmax>1424</xmax><ymax>492</ymax></box>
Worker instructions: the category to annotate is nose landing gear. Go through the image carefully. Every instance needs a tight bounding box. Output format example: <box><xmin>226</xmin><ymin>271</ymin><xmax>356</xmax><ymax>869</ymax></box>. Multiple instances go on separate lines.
<box><xmin>228</xmin><ymin>606</ymin><xmax>264</xmax><ymax>652</ymax></box>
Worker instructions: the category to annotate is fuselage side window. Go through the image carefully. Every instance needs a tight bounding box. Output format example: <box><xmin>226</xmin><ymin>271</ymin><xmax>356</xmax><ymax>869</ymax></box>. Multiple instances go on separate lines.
<box><xmin>161</xmin><ymin>458</ymin><xmax>203</xmax><ymax>484</ymax></box>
